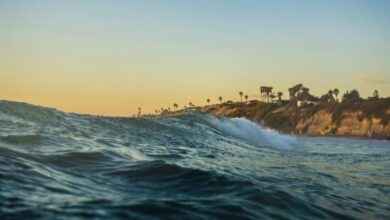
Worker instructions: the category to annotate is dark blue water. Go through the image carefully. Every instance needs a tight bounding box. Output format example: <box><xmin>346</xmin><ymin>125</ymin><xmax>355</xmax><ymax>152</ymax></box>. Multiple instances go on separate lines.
<box><xmin>0</xmin><ymin>101</ymin><xmax>389</xmax><ymax>219</ymax></box>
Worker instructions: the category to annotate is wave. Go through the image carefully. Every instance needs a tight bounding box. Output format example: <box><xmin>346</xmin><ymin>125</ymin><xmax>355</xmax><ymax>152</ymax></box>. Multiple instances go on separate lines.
<box><xmin>0</xmin><ymin>134</ymin><xmax>44</xmax><ymax>145</ymax></box>
<box><xmin>0</xmin><ymin>100</ymin><xmax>296</xmax><ymax>150</ymax></box>
<box><xmin>1</xmin><ymin>100</ymin><xmax>388</xmax><ymax>219</ymax></box>
<box><xmin>207</xmin><ymin>116</ymin><xmax>297</xmax><ymax>149</ymax></box>
<box><xmin>0</xmin><ymin>100</ymin><xmax>64</xmax><ymax>124</ymax></box>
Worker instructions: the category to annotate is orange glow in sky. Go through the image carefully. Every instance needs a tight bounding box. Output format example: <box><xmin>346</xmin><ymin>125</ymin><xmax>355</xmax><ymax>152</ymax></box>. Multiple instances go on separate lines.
<box><xmin>1</xmin><ymin>1</ymin><xmax>389</xmax><ymax>115</ymax></box>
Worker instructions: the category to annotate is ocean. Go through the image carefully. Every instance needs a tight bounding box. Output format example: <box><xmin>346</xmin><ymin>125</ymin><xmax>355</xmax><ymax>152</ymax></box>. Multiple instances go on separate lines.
<box><xmin>0</xmin><ymin>100</ymin><xmax>389</xmax><ymax>219</ymax></box>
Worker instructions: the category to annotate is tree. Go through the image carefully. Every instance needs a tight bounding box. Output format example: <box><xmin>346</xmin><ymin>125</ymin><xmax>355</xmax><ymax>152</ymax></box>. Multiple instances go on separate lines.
<box><xmin>239</xmin><ymin>91</ymin><xmax>244</xmax><ymax>102</ymax></box>
<box><xmin>373</xmin><ymin>90</ymin><xmax>379</xmax><ymax>99</ymax></box>
<box><xmin>333</xmin><ymin>88</ymin><xmax>339</xmax><ymax>102</ymax></box>
<box><xmin>218</xmin><ymin>96</ymin><xmax>223</xmax><ymax>103</ymax></box>
<box><xmin>270</xmin><ymin>93</ymin><xmax>277</xmax><ymax>101</ymax></box>
<box><xmin>328</xmin><ymin>90</ymin><xmax>334</xmax><ymax>97</ymax></box>
<box><xmin>342</xmin><ymin>89</ymin><xmax>361</xmax><ymax>102</ymax></box>
<box><xmin>206</xmin><ymin>98</ymin><xmax>210</xmax><ymax>105</ymax></box>
<box><xmin>138</xmin><ymin>107</ymin><xmax>141</xmax><ymax>117</ymax></box>
<box><xmin>277</xmin><ymin>92</ymin><xmax>283</xmax><ymax>101</ymax></box>
<box><xmin>173</xmin><ymin>103</ymin><xmax>178</xmax><ymax>110</ymax></box>
<box><xmin>327</xmin><ymin>90</ymin><xmax>335</xmax><ymax>102</ymax></box>
<box><xmin>320</xmin><ymin>90</ymin><xmax>335</xmax><ymax>103</ymax></box>
<box><xmin>260</xmin><ymin>86</ymin><xmax>273</xmax><ymax>102</ymax></box>
<box><xmin>268</xmin><ymin>88</ymin><xmax>273</xmax><ymax>102</ymax></box>
<box><xmin>320</xmin><ymin>94</ymin><xmax>329</xmax><ymax>103</ymax></box>
<box><xmin>244</xmin><ymin>95</ymin><xmax>248</xmax><ymax>101</ymax></box>
<box><xmin>189</xmin><ymin>102</ymin><xmax>193</xmax><ymax>107</ymax></box>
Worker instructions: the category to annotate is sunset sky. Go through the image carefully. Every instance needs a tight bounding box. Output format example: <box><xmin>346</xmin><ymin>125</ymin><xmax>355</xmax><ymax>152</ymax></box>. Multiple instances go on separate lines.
<box><xmin>1</xmin><ymin>0</ymin><xmax>389</xmax><ymax>115</ymax></box>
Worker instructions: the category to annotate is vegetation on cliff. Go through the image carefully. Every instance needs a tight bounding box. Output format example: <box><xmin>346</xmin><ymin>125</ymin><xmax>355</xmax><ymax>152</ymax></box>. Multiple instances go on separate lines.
<box><xmin>203</xmin><ymin>97</ymin><xmax>390</xmax><ymax>139</ymax></box>
<box><xmin>152</xmin><ymin>84</ymin><xmax>389</xmax><ymax>138</ymax></box>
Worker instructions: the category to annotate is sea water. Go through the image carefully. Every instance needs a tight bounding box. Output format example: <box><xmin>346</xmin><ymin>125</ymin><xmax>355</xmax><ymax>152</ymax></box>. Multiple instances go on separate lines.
<box><xmin>0</xmin><ymin>101</ymin><xmax>389</xmax><ymax>219</ymax></box>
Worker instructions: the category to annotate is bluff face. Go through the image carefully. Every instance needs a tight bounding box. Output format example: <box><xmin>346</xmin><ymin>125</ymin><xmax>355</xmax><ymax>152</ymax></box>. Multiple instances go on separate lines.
<box><xmin>202</xmin><ymin>98</ymin><xmax>390</xmax><ymax>139</ymax></box>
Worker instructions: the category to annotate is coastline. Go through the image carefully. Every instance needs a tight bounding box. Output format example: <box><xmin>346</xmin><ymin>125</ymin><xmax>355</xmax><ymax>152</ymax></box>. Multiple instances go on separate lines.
<box><xmin>163</xmin><ymin>98</ymin><xmax>390</xmax><ymax>140</ymax></box>
<box><xmin>1</xmin><ymin>99</ymin><xmax>389</xmax><ymax>140</ymax></box>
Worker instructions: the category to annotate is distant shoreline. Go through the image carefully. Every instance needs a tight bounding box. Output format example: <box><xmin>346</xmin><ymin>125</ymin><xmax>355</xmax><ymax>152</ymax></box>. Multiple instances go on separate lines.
<box><xmin>1</xmin><ymin>99</ymin><xmax>389</xmax><ymax>140</ymax></box>
<box><xmin>162</xmin><ymin>98</ymin><xmax>390</xmax><ymax>140</ymax></box>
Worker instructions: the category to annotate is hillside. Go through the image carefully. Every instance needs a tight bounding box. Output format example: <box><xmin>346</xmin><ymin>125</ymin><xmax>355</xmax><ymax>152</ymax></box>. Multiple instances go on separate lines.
<box><xmin>201</xmin><ymin>98</ymin><xmax>390</xmax><ymax>139</ymax></box>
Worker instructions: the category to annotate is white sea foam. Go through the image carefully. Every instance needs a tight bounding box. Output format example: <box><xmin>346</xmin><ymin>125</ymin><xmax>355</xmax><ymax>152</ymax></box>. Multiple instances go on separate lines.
<box><xmin>116</xmin><ymin>146</ymin><xmax>151</xmax><ymax>161</ymax></box>
<box><xmin>0</xmin><ymin>112</ymin><xmax>31</xmax><ymax>125</ymax></box>
<box><xmin>210</xmin><ymin>116</ymin><xmax>297</xmax><ymax>149</ymax></box>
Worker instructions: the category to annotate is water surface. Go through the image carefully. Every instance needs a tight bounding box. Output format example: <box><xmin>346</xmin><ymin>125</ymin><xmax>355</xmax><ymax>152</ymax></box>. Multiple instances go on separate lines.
<box><xmin>0</xmin><ymin>101</ymin><xmax>389</xmax><ymax>219</ymax></box>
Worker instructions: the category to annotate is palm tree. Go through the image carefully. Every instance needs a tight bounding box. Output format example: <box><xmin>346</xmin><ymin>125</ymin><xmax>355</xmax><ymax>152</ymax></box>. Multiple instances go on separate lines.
<box><xmin>244</xmin><ymin>95</ymin><xmax>248</xmax><ymax>101</ymax></box>
<box><xmin>333</xmin><ymin>88</ymin><xmax>339</xmax><ymax>102</ymax></box>
<box><xmin>206</xmin><ymin>98</ymin><xmax>210</xmax><ymax>105</ymax></box>
<box><xmin>189</xmin><ymin>102</ymin><xmax>193</xmax><ymax>107</ymax></box>
<box><xmin>270</xmin><ymin>93</ymin><xmax>277</xmax><ymax>101</ymax></box>
<box><xmin>138</xmin><ymin>107</ymin><xmax>141</xmax><ymax>117</ymax></box>
<box><xmin>373</xmin><ymin>90</ymin><xmax>379</xmax><ymax>99</ymax></box>
<box><xmin>277</xmin><ymin>92</ymin><xmax>283</xmax><ymax>101</ymax></box>
<box><xmin>239</xmin><ymin>91</ymin><xmax>244</xmax><ymax>102</ymax></box>
<box><xmin>173</xmin><ymin>103</ymin><xmax>178</xmax><ymax>111</ymax></box>
<box><xmin>218</xmin><ymin>96</ymin><xmax>223</xmax><ymax>103</ymax></box>
<box><xmin>266</xmin><ymin>88</ymin><xmax>273</xmax><ymax>103</ymax></box>
<box><xmin>328</xmin><ymin>90</ymin><xmax>334</xmax><ymax>102</ymax></box>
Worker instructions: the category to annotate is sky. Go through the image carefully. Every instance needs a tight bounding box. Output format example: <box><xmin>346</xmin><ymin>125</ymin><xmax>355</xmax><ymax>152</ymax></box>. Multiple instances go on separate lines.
<box><xmin>1</xmin><ymin>0</ymin><xmax>389</xmax><ymax>115</ymax></box>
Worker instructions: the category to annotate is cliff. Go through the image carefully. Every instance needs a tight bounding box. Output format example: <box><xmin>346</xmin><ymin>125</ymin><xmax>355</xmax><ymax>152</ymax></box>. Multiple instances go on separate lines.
<box><xmin>201</xmin><ymin>98</ymin><xmax>390</xmax><ymax>139</ymax></box>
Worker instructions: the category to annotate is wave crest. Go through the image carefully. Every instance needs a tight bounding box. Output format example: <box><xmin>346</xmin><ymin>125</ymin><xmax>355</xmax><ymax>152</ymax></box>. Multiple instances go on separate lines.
<box><xmin>209</xmin><ymin>116</ymin><xmax>296</xmax><ymax>149</ymax></box>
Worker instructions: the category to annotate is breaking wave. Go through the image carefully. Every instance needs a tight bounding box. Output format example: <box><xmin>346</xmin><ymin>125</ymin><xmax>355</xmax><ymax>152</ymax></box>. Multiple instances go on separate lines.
<box><xmin>0</xmin><ymin>100</ymin><xmax>389</xmax><ymax>219</ymax></box>
<box><xmin>208</xmin><ymin>116</ymin><xmax>296</xmax><ymax>149</ymax></box>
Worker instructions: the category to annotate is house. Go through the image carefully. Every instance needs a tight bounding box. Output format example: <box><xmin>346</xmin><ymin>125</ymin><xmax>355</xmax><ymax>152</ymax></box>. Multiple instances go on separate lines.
<box><xmin>272</xmin><ymin>100</ymin><xmax>283</xmax><ymax>106</ymax></box>
<box><xmin>185</xmin><ymin>107</ymin><xmax>199</xmax><ymax>112</ymax></box>
<box><xmin>297</xmin><ymin>100</ymin><xmax>320</xmax><ymax>107</ymax></box>
<box><xmin>244</xmin><ymin>100</ymin><xmax>258</xmax><ymax>107</ymax></box>
<box><xmin>288</xmin><ymin>84</ymin><xmax>317</xmax><ymax>107</ymax></box>
<box><xmin>296</xmin><ymin>100</ymin><xmax>308</xmax><ymax>107</ymax></box>
<box><xmin>226</xmin><ymin>101</ymin><xmax>234</xmax><ymax>105</ymax></box>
